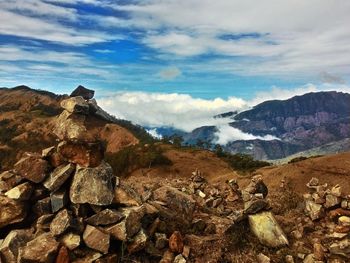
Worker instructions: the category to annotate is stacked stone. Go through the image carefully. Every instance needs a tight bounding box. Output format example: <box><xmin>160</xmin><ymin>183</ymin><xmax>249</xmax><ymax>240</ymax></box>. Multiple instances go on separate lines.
<box><xmin>0</xmin><ymin>86</ymin><xmax>195</xmax><ymax>262</ymax></box>
<box><xmin>302</xmin><ymin>177</ymin><xmax>350</xmax><ymax>261</ymax></box>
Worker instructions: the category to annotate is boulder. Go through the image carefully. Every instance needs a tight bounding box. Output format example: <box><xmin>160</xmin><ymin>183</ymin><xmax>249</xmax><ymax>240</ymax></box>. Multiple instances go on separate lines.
<box><xmin>0</xmin><ymin>195</ymin><xmax>26</xmax><ymax>228</ymax></box>
<box><xmin>53</xmin><ymin>110</ymin><xmax>88</xmax><ymax>141</ymax></box>
<box><xmin>50</xmin><ymin>188</ymin><xmax>68</xmax><ymax>213</ymax></box>
<box><xmin>83</xmin><ymin>225</ymin><xmax>110</xmax><ymax>254</ymax></box>
<box><xmin>17</xmin><ymin>233</ymin><xmax>59</xmax><ymax>263</ymax></box>
<box><xmin>14</xmin><ymin>154</ymin><xmax>50</xmax><ymax>183</ymax></box>
<box><xmin>70</xmin><ymin>162</ymin><xmax>114</xmax><ymax>206</ymax></box>
<box><xmin>127</xmin><ymin>229</ymin><xmax>148</xmax><ymax>254</ymax></box>
<box><xmin>60</xmin><ymin>96</ymin><xmax>89</xmax><ymax>114</ymax></box>
<box><xmin>85</xmin><ymin>209</ymin><xmax>124</xmax><ymax>226</ymax></box>
<box><xmin>248</xmin><ymin>211</ymin><xmax>289</xmax><ymax>248</ymax></box>
<box><xmin>70</xmin><ymin>85</ymin><xmax>95</xmax><ymax>100</ymax></box>
<box><xmin>50</xmin><ymin>209</ymin><xmax>72</xmax><ymax>236</ymax></box>
<box><xmin>57</xmin><ymin>141</ymin><xmax>103</xmax><ymax>168</ymax></box>
<box><xmin>60</xmin><ymin>232</ymin><xmax>81</xmax><ymax>251</ymax></box>
<box><xmin>43</xmin><ymin>163</ymin><xmax>75</xmax><ymax>192</ymax></box>
<box><xmin>153</xmin><ymin>186</ymin><xmax>196</xmax><ymax>223</ymax></box>
<box><xmin>5</xmin><ymin>182</ymin><xmax>33</xmax><ymax>200</ymax></box>
<box><xmin>35</xmin><ymin>214</ymin><xmax>54</xmax><ymax>234</ymax></box>
<box><xmin>0</xmin><ymin>229</ymin><xmax>33</xmax><ymax>262</ymax></box>
<box><xmin>169</xmin><ymin>231</ymin><xmax>184</xmax><ymax>254</ymax></box>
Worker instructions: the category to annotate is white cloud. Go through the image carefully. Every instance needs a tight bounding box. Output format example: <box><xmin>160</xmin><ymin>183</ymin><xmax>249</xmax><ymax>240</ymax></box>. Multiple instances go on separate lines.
<box><xmin>146</xmin><ymin>128</ymin><xmax>163</xmax><ymax>139</ymax></box>
<box><xmin>213</xmin><ymin>124</ymin><xmax>279</xmax><ymax>145</ymax></box>
<box><xmin>158</xmin><ymin>67</ymin><xmax>182</xmax><ymax>80</ymax></box>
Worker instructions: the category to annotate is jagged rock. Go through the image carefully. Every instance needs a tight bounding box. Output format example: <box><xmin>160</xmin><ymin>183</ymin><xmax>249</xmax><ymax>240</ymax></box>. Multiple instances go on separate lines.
<box><xmin>50</xmin><ymin>188</ymin><xmax>68</xmax><ymax>213</ymax></box>
<box><xmin>313</xmin><ymin>242</ymin><xmax>325</xmax><ymax>261</ymax></box>
<box><xmin>85</xmin><ymin>209</ymin><xmax>124</xmax><ymax>226</ymax></box>
<box><xmin>83</xmin><ymin>225</ymin><xmax>110</xmax><ymax>254</ymax></box>
<box><xmin>155</xmin><ymin>233</ymin><xmax>168</xmax><ymax>249</ymax></box>
<box><xmin>248</xmin><ymin>211</ymin><xmax>289</xmax><ymax>248</ymax></box>
<box><xmin>0</xmin><ymin>229</ymin><xmax>33</xmax><ymax>262</ymax></box>
<box><xmin>60</xmin><ymin>96</ymin><xmax>89</xmax><ymax>114</ymax></box>
<box><xmin>153</xmin><ymin>186</ymin><xmax>196</xmax><ymax>223</ymax></box>
<box><xmin>60</xmin><ymin>232</ymin><xmax>81</xmax><ymax>250</ymax></box>
<box><xmin>42</xmin><ymin>146</ymin><xmax>56</xmax><ymax>158</ymax></box>
<box><xmin>160</xmin><ymin>250</ymin><xmax>175</xmax><ymax>263</ymax></box>
<box><xmin>50</xmin><ymin>209</ymin><xmax>72</xmax><ymax>236</ymax></box>
<box><xmin>0</xmin><ymin>171</ymin><xmax>23</xmax><ymax>193</ymax></box>
<box><xmin>5</xmin><ymin>182</ymin><xmax>33</xmax><ymax>200</ymax></box>
<box><xmin>70</xmin><ymin>162</ymin><xmax>114</xmax><ymax>206</ymax></box>
<box><xmin>307</xmin><ymin>177</ymin><xmax>319</xmax><ymax>187</ymax></box>
<box><xmin>329</xmin><ymin>239</ymin><xmax>350</xmax><ymax>258</ymax></box>
<box><xmin>14</xmin><ymin>154</ymin><xmax>50</xmax><ymax>183</ymax></box>
<box><xmin>169</xmin><ymin>231</ymin><xmax>184</xmax><ymax>254</ymax></box>
<box><xmin>57</xmin><ymin>141</ymin><xmax>104</xmax><ymax>168</ymax></box>
<box><xmin>325</xmin><ymin>194</ymin><xmax>341</xmax><ymax>208</ymax></box>
<box><xmin>174</xmin><ymin>254</ymin><xmax>186</xmax><ymax>263</ymax></box>
<box><xmin>88</xmin><ymin>99</ymin><xmax>115</xmax><ymax>122</ymax></box>
<box><xmin>305</xmin><ymin>200</ymin><xmax>323</xmax><ymax>220</ymax></box>
<box><xmin>127</xmin><ymin>229</ymin><xmax>148</xmax><ymax>254</ymax></box>
<box><xmin>105</xmin><ymin>221</ymin><xmax>127</xmax><ymax>241</ymax></box>
<box><xmin>244</xmin><ymin>199</ymin><xmax>269</xmax><ymax>214</ymax></box>
<box><xmin>53</xmin><ymin>110</ymin><xmax>88</xmax><ymax>141</ymax></box>
<box><xmin>0</xmin><ymin>195</ymin><xmax>26</xmax><ymax>228</ymax></box>
<box><xmin>114</xmin><ymin>182</ymin><xmax>142</xmax><ymax>206</ymax></box>
<box><xmin>35</xmin><ymin>214</ymin><xmax>54</xmax><ymax>234</ymax></box>
<box><xmin>70</xmin><ymin>85</ymin><xmax>95</xmax><ymax>100</ymax></box>
<box><xmin>257</xmin><ymin>253</ymin><xmax>270</xmax><ymax>263</ymax></box>
<box><xmin>17</xmin><ymin>233</ymin><xmax>59</xmax><ymax>263</ymax></box>
<box><xmin>44</xmin><ymin>163</ymin><xmax>75</xmax><ymax>192</ymax></box>
<box><xmin>32</xmin><ymin>197</ymin><xmax>51</xmax><ymax>217</ymax></box>
<box><xmin>56</xmin><ymin>246</ymin><xmax>70</xmax><ymax>263</ymax></box>
<box><xmin>331</xmin><ymin>185</ymin><xmax>342</xmax><ymax>197</ymax></box>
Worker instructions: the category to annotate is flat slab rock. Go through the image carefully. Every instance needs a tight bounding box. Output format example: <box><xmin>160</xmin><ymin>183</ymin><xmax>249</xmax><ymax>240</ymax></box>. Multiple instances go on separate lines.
<box><xmin>44</xmin><ymin>163</ymin><xmax>75</xmax><ymax>192</ymax></box>
<box><xmin>14</xmin><ymin>154</ymin><xmax>50</xmax><ymax>183</ymax></box>
<box><xmin>70</xmin><ymin>162</ymin><xmax>114</xmax><ymax>206</ymax></box>
<box><xmin>85</xmin><ymin>209</ymin><xmax>125</xmax><ymax>226</ymax></box>
<box><xmin>83</xmin><ymin>225</ymin><xmax>110</xmax><ymax>254</ymax></box>
<box><xmin>70</xmin><ymin>85</ymin><xmax>95</xmax><ymax>100</ymax></box>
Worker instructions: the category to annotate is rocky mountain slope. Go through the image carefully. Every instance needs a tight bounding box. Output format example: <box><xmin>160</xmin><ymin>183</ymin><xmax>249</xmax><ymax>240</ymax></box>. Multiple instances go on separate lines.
<box><xmin>182</xmin><ymin>91</ymin><xmax>350</xmax><ymax>160</ymax></box>
<box><xmin>0</xmin><ymin>86</ymin><xmax>350</xmax><ymax>262</ymax></box>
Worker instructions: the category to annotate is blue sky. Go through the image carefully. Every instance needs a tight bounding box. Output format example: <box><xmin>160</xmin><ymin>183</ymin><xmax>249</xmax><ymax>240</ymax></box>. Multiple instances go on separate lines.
<box><xmin>1</xmin><ymin>0</ymin><xmax>350</xmax><ymax>130</ymax></box>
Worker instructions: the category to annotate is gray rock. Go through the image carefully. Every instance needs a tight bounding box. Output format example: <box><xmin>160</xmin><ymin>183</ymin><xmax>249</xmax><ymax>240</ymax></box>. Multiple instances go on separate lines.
<box><xmin>5</xmin><ymin>182</ymin><xmax>33</xmax><ymax>200</ymax></box>
<box><xmin>70</xmin><ymin>85</ymin><xmax>95</xmax><ymax>100</ymax></box>
<box><xmin>85</xmin><ymin>209</ymin><xmax>124</xmax><ymax>226</ymax></box>
<box><xmin>60</xmin><ymin>96</ymin><xmax>89</xmax><ymax>114</ymax></box>
<box><xmin>17</xmin><ymin>233</ymin><xmax>59</xmax><ymax>263</ymax></box>
<box><xmin>50</xmin><ymin>209</ymin><xmax>72</xmax><ymax>236</ymax></box>
<box><xmin>70</xmin><ymin>162</ymin><xmax>114</xmax><ymax>206</ymax></box>
<box><xmin>14</xmin><ymin>154</ymin><xmax>50</xmax><ymax>183</ymax></box>
<box><xmin>44</xmin><ymin>163</ymin><xmax>75</xmax><ymax>192</ymax></box>
<box><xmin>83</xmin><ymin>225</ymin><xmax>110</xmax><ymax>254</ymax></box>
<box><xmin>0</xmin><ymin>195</ymin><xmax>26</xmax><ymax>228</ymax></box>
<box><xmin>50</xmin><ymin>188</ymin><xmax>68</xmax><ymax>213</ymax></box>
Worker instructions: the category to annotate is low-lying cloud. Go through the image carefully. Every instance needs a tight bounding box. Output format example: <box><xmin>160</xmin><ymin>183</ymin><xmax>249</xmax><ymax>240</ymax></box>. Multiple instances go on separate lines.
<box><xmin>97</xmin><ymin>83</ymin><xmax>350</xmax><ymax>143</ymax></box>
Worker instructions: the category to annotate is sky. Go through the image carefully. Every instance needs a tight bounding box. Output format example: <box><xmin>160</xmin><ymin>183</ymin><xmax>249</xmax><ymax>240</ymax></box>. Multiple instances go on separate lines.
<box><xmin>1</xmin><ymin>0</ymin><xmax>350</xmax><ymax>132</ymax></box>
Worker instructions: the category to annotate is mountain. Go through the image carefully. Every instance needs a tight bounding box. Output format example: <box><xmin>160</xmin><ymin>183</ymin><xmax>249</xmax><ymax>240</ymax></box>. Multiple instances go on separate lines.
<box><xmin>181</xmin><ymin>91</ymin><xmax>350</xmax><ymax>160</ymax></box>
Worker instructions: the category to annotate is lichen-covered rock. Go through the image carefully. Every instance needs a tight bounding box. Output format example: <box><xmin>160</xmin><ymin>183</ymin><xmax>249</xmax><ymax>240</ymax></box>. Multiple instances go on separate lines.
<box><xmin>60</xmin><ymin>96</ymin><xmax>89</xmax><ymax>114</ymax></box>
<box><xmin>43</xmin><ymin>163</ymin><xmax>75</xmax><ymax>192</ymax></box>
<box><xmin>305</xmin><ymin>200</ymin><xmax>324</xmax><ymax>220</ymax></box>
<box><xmin>5</xmin><ymin>182</ymin><xmax>33</xmax><ymax>200</ymax></box>
<box><xmin>114</xmin><ymin>182</ymin><xmax>142</xmax><ymax>206</ymax></box>
<box><xmin>50</xmin><ymin>209</ymin><xmax>72</xmax><ymax>236</ymax></box>
<box><xmin>83</xmin><ymin>225</ymin><xmax>110</xmax><ymax>254</ymax></box>
<box><xmin>248</xmin><ymin>211</ymin><xmax>289</xmax><ymax>248</ymax></box>
<box><xmin>14</xmin><ymin>154</ymin><xmax>50</xmax><ymax>183</ymax></box>
<box><xmin>17</xmin><ymin>233</ymin><xmax>59</xmax><ymax>263</ymax></box>
<box><xmin>0</xmin><ymin>195</ymin><xmax>26</xmax><ymax>228</ymax></box>
<box><xmin>70</xmin><ymin>162</ymin><xmax>114</xmax><ymax>206</ymax></box>
<box><xmin>53</xmin><ymin>110</ymin><xmax>88</xmax><ymax>141</ymax></box>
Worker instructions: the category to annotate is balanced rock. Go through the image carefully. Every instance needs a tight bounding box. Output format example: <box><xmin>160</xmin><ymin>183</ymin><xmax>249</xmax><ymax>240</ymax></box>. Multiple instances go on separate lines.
<box><xmin>57</xmin><ymin>141</ymin><xmax>103</xmax><ymax>168</ymax></box>
<box><xmin>248</xmin><ymin>211</ymin><xmax>289</xmax><ymax>248</ymax></box>
<box><xmin>17</xmin><ymin>233</ymin><xmax>59</xmax><ymax>263</ymax></box>
<box><xmin>85</xmin><ymin>209</ymin><xmax>124</xmax><ymax>226</ymax></box>
<box><xmin>50</xmin><ymin>209</ymin><xmax>72</xmax><ymax>236</ymax></box>
<box><xmin>0</xmin><ymin>229</ymin><xmax>33</xmax><ymax>262</ymax></box>
<box><xmin>44</xmin><ymin>163</ymin><xmax>75</xmax><ymax>192</ymax></box>
<box><xmin>0</xmin><ymin>195</ymin><xmax>26</xmax><ymax>228</ymax></box>
<box><xmin>70</xmin><ymin>162</ymin><xmax>114</xmax><ymax>206</ymax></box>
<box><xmin>60</xmin><ymin>96</ymin><xmax>89</xmax><ymax>114</ymax></box>
<box><xmin>14</xmin><ymin>154</ymin><xmax>49</xmax><ymax>183</ymax></box>
<box><xmin>70</xmin><ymin>85</ymin><xmax>95</xmax><ymax>100</ymax></box>
<box><xmin>5</xmin><ymin>182</ymin><xmax>33</xmax><ymax>200</ymax></box>
<box><xmin>83</xmin><ymin>225</ymin><xmax>110</xmax><ymax>254</ymax></box>
<box><xmin>53</xmin><ymin>110</ymin><xmax>88</xmax><ymax>141</ymax></box>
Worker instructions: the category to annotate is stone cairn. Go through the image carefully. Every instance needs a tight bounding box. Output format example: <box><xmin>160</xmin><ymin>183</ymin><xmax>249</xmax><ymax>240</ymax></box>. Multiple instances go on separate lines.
<box><xmin>293</xmin><ymin>177</ymin><xmax>350</xmax><ymax>262</ymax></box>
<box><xmin>0</xmin><ymin>86</ymin><xmax>192</xmax><ymax>262</ymax></box>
